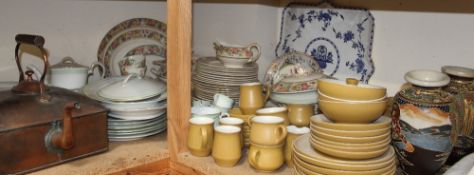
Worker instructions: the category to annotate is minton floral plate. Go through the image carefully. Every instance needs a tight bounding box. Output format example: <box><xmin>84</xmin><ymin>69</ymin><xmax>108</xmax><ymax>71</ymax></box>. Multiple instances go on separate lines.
<box><xmin>98</xmin><ymin>18</ymin><xmax>167</xmax><ymax>77</ymax></box>
<box><xmin>98</xmin><ymin>18</ymin><xmax>166</xmax><ymax>54</ymax></box>
<box><xmin>275</xmin><ymin>3</ymin><xmax>375</xmax><ymax>83</ymax></box>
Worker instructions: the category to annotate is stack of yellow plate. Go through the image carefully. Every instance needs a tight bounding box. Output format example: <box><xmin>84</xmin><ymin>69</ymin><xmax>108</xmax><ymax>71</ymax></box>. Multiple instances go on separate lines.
<box><xmin>310</xmin><ymin>114</ymin><xmax>392</xmax><ymax>160</ymax></box>
<box><xmin>293</xmin><ymin>134</ymin><xmax>396</xmax><ymax>175</ymax></box>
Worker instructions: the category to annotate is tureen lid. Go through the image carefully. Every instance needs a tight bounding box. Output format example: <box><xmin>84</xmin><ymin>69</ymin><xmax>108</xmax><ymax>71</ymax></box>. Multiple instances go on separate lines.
<box><xmin>98</xmin><ymin>74</ymin><xmax>166</xmax><ymax>101</ymax></box>
<box><xmin>50</xmin><ymin>57</ymin><xmax>87</xmax><ymax>70</ymax></box>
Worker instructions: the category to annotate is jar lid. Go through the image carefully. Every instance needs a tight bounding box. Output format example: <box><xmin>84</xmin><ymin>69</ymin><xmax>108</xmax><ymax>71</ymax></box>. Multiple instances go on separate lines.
<box><xmin>404</xmin><ymin>70</ymin><xmax>450</xmax><ymax>88</ymax></box>
<box><xmin>441</xmin><ymin>65</ymin><xmax>474</xmax><ymax>78</ymax></box>
<box><xmin>50</xmin><ymin>57</ymin><xmax>87</xmax><ymax>70</ymax></box>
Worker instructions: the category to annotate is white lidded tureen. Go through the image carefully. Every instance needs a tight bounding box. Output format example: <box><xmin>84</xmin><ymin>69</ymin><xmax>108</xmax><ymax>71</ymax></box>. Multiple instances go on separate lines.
<box><xmin>98</xmin><ymin>74</ymin><xmax>166</xmax><ymax>102</ymax></box>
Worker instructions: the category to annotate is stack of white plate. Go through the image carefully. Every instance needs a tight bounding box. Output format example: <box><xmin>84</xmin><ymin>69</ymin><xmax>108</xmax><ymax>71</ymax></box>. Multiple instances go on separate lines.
<box><xmin>192</xmin><ymin>57</ymin><xmax>258</xmax><ymax>102</ymax></box>
<box><xmin>82</xmin><ymin>76</ymin><xmax>167</xmax><ymax>141</ymax></box>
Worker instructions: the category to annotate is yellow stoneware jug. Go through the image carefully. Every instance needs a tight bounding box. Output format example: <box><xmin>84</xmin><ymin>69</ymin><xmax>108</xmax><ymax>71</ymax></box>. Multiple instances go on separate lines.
<box><xmin>239</xmin><ymin>82</ymin><xmax>270</xmax><ymax>115</ymax></box>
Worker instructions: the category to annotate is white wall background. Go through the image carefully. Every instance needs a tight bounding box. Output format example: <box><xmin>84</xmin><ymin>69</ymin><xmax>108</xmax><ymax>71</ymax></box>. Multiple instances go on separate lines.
<box><xmin>0</xmin><ymin>1</ymin><xmax>473</xmax><ymax>96</ymax></box>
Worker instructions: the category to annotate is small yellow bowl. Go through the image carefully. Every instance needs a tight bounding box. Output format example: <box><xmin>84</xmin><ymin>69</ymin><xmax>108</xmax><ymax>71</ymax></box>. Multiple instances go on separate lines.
<box><xmin>318</xmin><ymin>99</ymin><xmax>387</xmax><ymax>123</ymax></box>
<box><xmin>310</xmin><ymin>115</ymin><xmax>391</xmax><ymax>131</ymax></box>
<box><xmin>317</xmin><ymin>78</ymin><xmax>386</xmax><ymax>101</ymax></box>
<box><xmin>318</xmin><ymin>90</ymin><xmax>387</xmax><ymax>103</ymax></box>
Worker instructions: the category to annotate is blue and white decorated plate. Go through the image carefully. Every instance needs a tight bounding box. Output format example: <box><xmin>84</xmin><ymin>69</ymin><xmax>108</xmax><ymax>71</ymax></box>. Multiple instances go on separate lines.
<box><xmin>275</xmin><ymin>3</ymin><xmax>375</xmax><ymax>83</ymax></box>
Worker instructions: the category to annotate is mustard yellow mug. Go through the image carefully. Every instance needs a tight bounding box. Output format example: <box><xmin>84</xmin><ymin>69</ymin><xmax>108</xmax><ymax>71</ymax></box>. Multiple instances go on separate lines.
<box><xmin>187</xmin><ymin>117</ymin><xmax>214</xmax><ymax>157</ymax></box>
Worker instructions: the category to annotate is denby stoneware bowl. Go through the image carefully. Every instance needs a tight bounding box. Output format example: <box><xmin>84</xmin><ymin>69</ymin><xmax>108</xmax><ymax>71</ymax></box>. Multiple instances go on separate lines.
<box><xmin>310</xmin><ymin>115</ymin><xmax>391</xmax><ymax>131</ymax></box>
<box><xmin>404</xmin><ymin>69</ymin><xmax>450</xmax><ymax>87</ymax></box>
<box><xmin>98</xmin><ymin>74</ymin><xmax>166</xmax><ymax>101</ymax></box>
<box><xmin>318</xmin><ymin>90</ymin><xmax>386</xmax><ymax>103</ymax></box>
<box><xmin>317</xmin><ymin>78</ymin><xmax>386</xmax><ymax>101</ymax></box>
<box><xmin>312</xmin><ymin>125</ymin><xmax>390</xmax><ymax>137</ymax></box>
<box><xmin>293</xmin><ymin>155</ymin><xmax>395</xmax><ymax>175</ymax></box>
<box><xmin>311</xmin><ymin>128</ymin><xmax>390</xmax><ymax>144</ymax></box>
<box><xmin>293</xmin><ymin>135</ymin><xmax>396</xmax><ymax>166</ymax></box>
<box><xmin>318</xmin><ymin>99</ymin><xmax>387</xmax><ymax>123</ymax></box>
<box><xmin>310</xmin><ymin>136</ymin><xmax>390</xmax><ymax>152</ymax></box>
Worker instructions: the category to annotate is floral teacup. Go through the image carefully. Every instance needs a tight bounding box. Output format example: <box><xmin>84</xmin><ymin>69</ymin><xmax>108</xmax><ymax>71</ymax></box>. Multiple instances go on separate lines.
<box><xmin>119</xmin><ymin>55</ymin><xmax>146</xmax><ymax>77</ymax></box>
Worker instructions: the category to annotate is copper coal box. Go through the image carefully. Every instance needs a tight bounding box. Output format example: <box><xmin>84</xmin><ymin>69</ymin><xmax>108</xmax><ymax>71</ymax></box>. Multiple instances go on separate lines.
<box><xmin>0</xmin><ymin>34</ymin><xmax>108</xmax><ymax>174</ymax></box>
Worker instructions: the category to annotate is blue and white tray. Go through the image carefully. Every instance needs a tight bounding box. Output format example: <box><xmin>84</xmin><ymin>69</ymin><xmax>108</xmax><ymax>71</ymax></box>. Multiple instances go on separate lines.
<box><xmin>275</xmin><ymin>3</ymin><xmax>375</xmax><ymax>83</ymax></box>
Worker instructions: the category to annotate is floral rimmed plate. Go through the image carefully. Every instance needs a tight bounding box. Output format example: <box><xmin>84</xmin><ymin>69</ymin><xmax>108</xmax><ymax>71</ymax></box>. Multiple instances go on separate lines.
<box><xmin>98</xmin><ymin>18</ymin><xmax>166</xmax><ymax>58</ymax></box>
<box><xmin>98</xmin><ymin>18</ymin><xmax>167</xmax><ymax>77</ymax></box>
<box><xmin>275</xmin><ymin>3</ymin><xmax>375</xmax><ymax>83</ymax></box>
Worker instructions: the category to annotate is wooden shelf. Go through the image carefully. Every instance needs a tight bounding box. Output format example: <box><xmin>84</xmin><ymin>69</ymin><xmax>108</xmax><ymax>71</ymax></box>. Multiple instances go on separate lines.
<box><xmin>31</xmin><ymin>133</ymin><xmax>169</xmax><ymax>175</ymax></box>
<box><xmin>176</xmin><ymin>151</ymin><xmax>293</xmax><ymax>175</ymax></box>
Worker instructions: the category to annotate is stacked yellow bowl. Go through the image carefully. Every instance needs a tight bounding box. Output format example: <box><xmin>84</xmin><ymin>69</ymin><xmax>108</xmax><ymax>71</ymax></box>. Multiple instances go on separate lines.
<box><xmin>317</xmin><ymin>78</ymin><xmax>387</xmax><ymax>123</ymax></box>
<box><xmin>291</xmin><ymin>78</ymin><xmax>396</xmax><ymax>175</ymax></box>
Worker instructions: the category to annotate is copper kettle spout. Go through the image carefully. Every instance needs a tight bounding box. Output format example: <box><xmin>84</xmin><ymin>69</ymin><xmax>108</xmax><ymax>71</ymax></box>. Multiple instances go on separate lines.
<box><xmin>51</xmin><ymin>102</ymin><xmax>80</xmax><ymax>150</ymax></box>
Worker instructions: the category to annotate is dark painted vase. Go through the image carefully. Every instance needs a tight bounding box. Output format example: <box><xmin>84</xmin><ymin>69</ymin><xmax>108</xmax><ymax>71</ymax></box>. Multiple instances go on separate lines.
<box><xmin>391</xmin><ymin>70</ymin><xmax>456</xmax><ymax>175</ymax></box>
<box><xmin>441</xmin><ymin>66</ymin><xmax>474</xmax><ymax>164</ymax></box>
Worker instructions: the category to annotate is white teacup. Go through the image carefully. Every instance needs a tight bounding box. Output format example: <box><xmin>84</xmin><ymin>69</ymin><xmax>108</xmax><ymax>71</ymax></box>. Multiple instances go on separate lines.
<box><xmin>191</xmin><ymin>106</ymin><xmax>224</xmax><ymax>121</ymax></box>
<box><xmin>193</xmin><ymin>99</ymin><xmax>212</xmax><ymax>107</ymax></box>
<box><xmin>120</xmin><ymin>55</ymin><xmax>147</xmax><ymax>77</ymax></box>
<box><xmin>214</xmin><ymin>93</ymin><xmax>234</xmax><ymax>109</ymax></box>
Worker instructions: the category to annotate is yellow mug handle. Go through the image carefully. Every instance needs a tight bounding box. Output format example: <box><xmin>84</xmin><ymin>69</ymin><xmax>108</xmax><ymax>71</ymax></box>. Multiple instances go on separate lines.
<box><xmin>275</xmin><ymin>125</ymin><xmax>288</xmax><ymax>144</ymax></box>
<box><xmin>247</xmin><ymin>115</ymin><xmax>256</xmax><ymax>127</ymax></box>
<box><xmin>248</xmin><ymin>149</ymin><xmax>261</xmax><ymax>169</ymax></box>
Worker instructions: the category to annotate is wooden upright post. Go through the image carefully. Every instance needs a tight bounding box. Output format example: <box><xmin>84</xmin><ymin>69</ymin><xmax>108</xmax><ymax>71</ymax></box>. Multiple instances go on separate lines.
<box><xmin>167</xmin><ymin>0</ymin><xmax>192</xmax><ymax>162</ymax></box>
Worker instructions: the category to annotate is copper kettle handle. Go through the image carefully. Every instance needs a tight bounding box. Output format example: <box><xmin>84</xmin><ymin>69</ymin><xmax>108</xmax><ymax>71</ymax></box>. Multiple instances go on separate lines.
<box><xmin>14</xmin><ymin>34</ymin><xmax>49</xmax><ymax>90</ymax></box>
<box><xmin>51</xmin><ymin>102</ymin><xmax>80</xmax><ymax>150</ymax></box>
